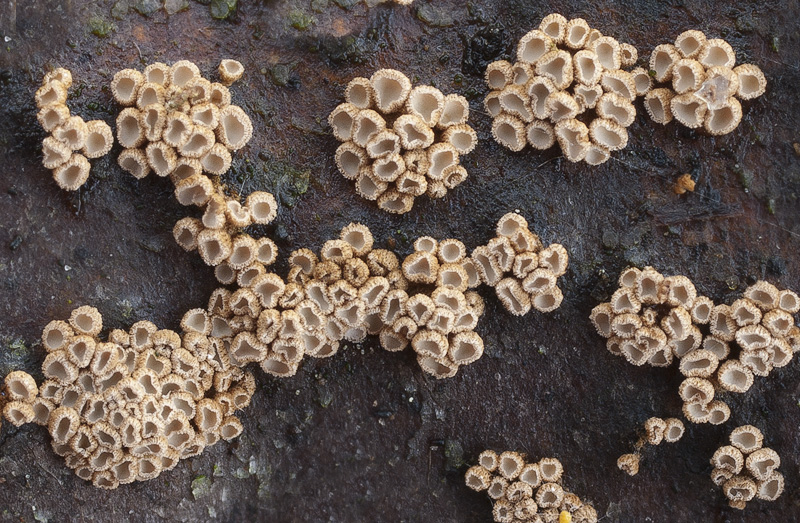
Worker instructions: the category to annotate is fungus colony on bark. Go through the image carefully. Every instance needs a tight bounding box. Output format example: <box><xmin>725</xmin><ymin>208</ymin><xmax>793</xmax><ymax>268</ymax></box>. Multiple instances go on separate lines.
<box><xmin>112</xmin><ymin>59</ymin><xmax>252</xmax><ymax>182</ymax></box>
<box><xmin>485</xmin><ymin>13</ymin><xmax>652</xmax><ymax>164</ymax></box>
<box><xmin>593</xmin><ymin>268</ymin><xmax>795</xmax><ymax>508</ymax></box>
<box><xmin>617</xmin><ymin>416</ymin><xmax>685</xmax><ymax>476</ymax></box>
<box><xmin>329</xmin><ymin>69</ymin><xmax>476</xmax><ymax>213</ymax></box>
<box><xmin>710</xmin><ymin>425</ymin><xmax>784</xmax><ymax>509</ymax></box>
<box><xmin>36</xmin><ymin>68</ymin><xmax>114</xmax><ymax>190</ymax></box>
<box><xmin>2</xmin><ymin>307</ymin><xmax>254</xmax><ymax>489</ymax></box>
<box><xmin>645</xmin><ymin>31</ymin><xmax>766</xmax><ymax>135</ymax></box>
<box><xmin>591</xmin><ymin>268</ymin><xmax>799</xmax><ymax>426</ymax></box>
<box><xmin>465</xmin><ymin>450</ymin><xmax>598</xmax><ymax>523</ymax></box>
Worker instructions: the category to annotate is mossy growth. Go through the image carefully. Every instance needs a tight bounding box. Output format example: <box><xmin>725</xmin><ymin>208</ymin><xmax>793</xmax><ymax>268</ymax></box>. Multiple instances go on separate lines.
<box><xmin>444</xmin><ymin>439</ymin><xmax>465</xmax><ymax>471</ymax></box>
<box><xmin>132</xmin><ymin>0</ymin><xmax>161</xmax><ymax>16</ymax></box>
<box><xmin>416</xmin><ymin>3</ymin><xmax>454</xmax><ymax>27</ymax></box>
<box><xmin>210</xmin><ymin>0</ymin><xmax>237</xmax><ymax>20</ymax></box>
<box><xmin>311</xmin><ymin>0</ymin><xmax>329</xmax><ymax>13</ymax></box>
<box><xmin>332</xmin><ymin>0</ymin><xmax>360</xmax><ymax>8</ymax></box>
<box><xmin>8</xmin><ymin>338</ymin><xmax>28</xmax><ymax>358</ymax></box>
<box><xmin>269</xmin><ymin>64</ymin><xmax>296</xmax><ymax>87</ymax></box>
<box><xmin>87</xmin><ymin>16</ymin><xmax>114</xmax><ymax>37</ymax></box>
<box><xmin>191</xmin><ymin>475</ymin><xmax>212</xmax><ymax>499</ymax></box>
<box><xmin>269</xmin><ymin>162</ymin><xmax>311</xmax><ymax>208</ymax></box>
<box><xmin>1</xmin><ymin>338</ymin><xmax>33</xmax><ymax>377</ymax></box>
<box><xmin>733</xmin><ymin>165</ymin><xmax>753</xmax><ymax>190</ymax></box>
<box><xmin>226</xmin><ymin>155</ymin><xmax>310</xmax><ymax>208</ymax></box>
<box><xmin>313</xmin><ymin>29</ymin><xmax>381</xmax><ymax>66</ymax></box>
<box><xmin>288</xmin><ymin>9</ymin><xmax>315</xmax><ymax>31</ymax></box>
<box><xmin>111</xmin><ymin>1</ymin><xmax>128</xmax><ymax>20</ymax></box>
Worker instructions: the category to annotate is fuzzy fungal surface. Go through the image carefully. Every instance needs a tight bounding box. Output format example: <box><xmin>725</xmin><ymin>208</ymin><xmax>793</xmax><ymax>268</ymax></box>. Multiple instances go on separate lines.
<box><xmin>0</xmin><ymin>0</ymin><xmax>799</xmax><ymax>522</ymax></box>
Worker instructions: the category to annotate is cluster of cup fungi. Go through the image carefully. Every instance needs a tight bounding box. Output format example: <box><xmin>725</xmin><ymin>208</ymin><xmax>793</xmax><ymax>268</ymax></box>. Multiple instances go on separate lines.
<box><xmin>591</xmin><ymin>267</ymin><xmax>797</xmax><ymax>508</ymax></box>
<box><xmin>14</xmin><ymin>8</ymin><xmax>789</xmax><ymax>517</ymax></box>
<box><xmin>616</xmin><ymin>416</ymin><xmax>685</xmax><ymax>476</ymax></box>
<box><xmin>644</xmin><ymin>30</ymin><xmax>766</xmax><ymax>135</ymax></box>
<box><xmin>16</xmin><ymin>60</ymin><xmax>570</xmax><ymax>489</ymax></box>
<box><xmin>485</xmin><ymin>13</ymin><xmax>651</xmax><ymax>165</ymax></box>
<box><xmin>329</xmin><ymin>69</ymin><xmax>476</xmax><ymax>214</ymax></box>
<box><xmin>485</xmin><ymin>15</ymin><xmax>766</xmax><ymax>164</ymax></box>
<box><xmin>710</xmin><ymin>425</ymin><xmax>784</xmax><ymax>509</ymax></box>
<box><xmin>111</xmin><ymin>59</ymin><xmax>252</xmax><ymax>182</ymax></box>
<box><xmin>591</xmin><ymin>268</ymin><xmax>799</xmax><ymax>426</ymax></box>
<box><xmin>465</xmin><ymin>450</ymin><xmax>598</xmax><ymax>523</ymax></box>
<box><xmin>1</xmin><ymin>306</ymin><xmax>255</xmax><ymax>489</ymax></box>
<box><xmin>36</xmin><ymin>68</ymin><xmax>114</xmax><ymax>190</ymax></box>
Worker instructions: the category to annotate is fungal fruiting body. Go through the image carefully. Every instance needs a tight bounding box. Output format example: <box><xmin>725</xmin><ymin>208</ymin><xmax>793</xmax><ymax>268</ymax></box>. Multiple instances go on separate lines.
<box><xmin>478</xmin><ymin>212</ymin><xmax>568</xmax><ymax>316</ymax></box>
<box><xmin>36</xmin><ymin>68</ymin><xmax>113</xmax><ymax>190</ymax></box>
<box><xmin>485</xmin><ymin>14</ymin><xmax>650</xmax><ymax>164</ymax></box>
<box><xmin>673</xmin><ymin>173</ymin><xmax>696</xmax><ymax>194</ymax></box>
<box><xmin>1</xmin><ymin>211</ymin><xmax>568</xmax><ymax>486</ymax></box>
<box><xmin>218</xmin><ymin>59</ymin><xmax>244</xmax><ymax>86</ymax></box>
<box><xmin>465</xmin><ymin>451</ymin><xmax>598</xmax><ymax>523</ymax></box>
<box><xmin>710</xmin><ymin>425</ymin><xmax>783</xmax><ymax>509</ymax></box>
<box><xmin>617</xmin><ymin>453</ymin><xmax>640</xmax><ymax>476</ymax></box>
<box><xmin>113</xmin><ymin>60</ymin><xmax>269</xmax><ymax>279</ymax></box>
<box><xmin>194</xmin><ymin>211</ymin><xmax>563</xmax><ymax>380</ymax></box>
<box><xmin>592</xmin><ymin>271</ymin><xmax>799</xmax><ymax>426</ymax></box>
<box><xmin>190</xmin><ymin>212</ymin><xmax>562</xmax><ymax>382</ymax></box>
<box><xmin>329</xmin><ymin>69</ymin><xmax>476</xmax><ymax>213</ymax></box>
<box><xmin>212</xmin><ymin>221</ymin><xmax>481</xmax><ymax>380</ymax></box>
<box><xmin>1</xmin><ymin>306</ymin><xmax>255</xmax><ymax>489</ymax></box>
<box><xmin>202</xmin><ymin>221</ymin><xmax>490</xmax><ymax>381</ymax></box>
<box><xmin>645</xmin><ymin>31</ymin><xmax>766</xmax><ymax>135</ymax></box>
<box><xmin>113</xmin><ymin>59</ymin><xmax>253</xmax><ymax>187</ymax></box>
<box><xmin>174</xmin><ymin>182</ymin><xmax>278</xmax><ymax>277</ymax></box>
<box><xmin>617</xmin><ymin>417</ymin><xmax>684</xmax><ymax>476</ymax></box>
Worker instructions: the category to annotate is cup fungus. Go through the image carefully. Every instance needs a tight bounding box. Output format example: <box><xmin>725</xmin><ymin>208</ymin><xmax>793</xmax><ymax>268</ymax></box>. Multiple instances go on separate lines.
<box><xmin>4</xmin><ymin>370</ymin><xmax>39</xmax><ymax>403</ymax></box>
<box><xmin>52</xmin><ymin>154</ymin><xmax>91</xmax><ymax>191</ymax></box>
<box><xmin>707</xmin><ymin>425</ymin><xmax>784</xmax><ymax>509</ymax></box>
<box><xmin>642</xmin><ymin>417</ymin><xmax>667</xmax><ymax>445</ymax></box>
<box><xmin>663</xmin><ymin>418</ymin><xmax>685</xmax><ymax>443</ymax></box>
<box><xmin>35</xmin><ymin>69</ymin><xmax>114</xmax><ymax>190</ymax></box>
<box><xmin>485</xmin><ymin>14</ymin><xmax>647</xmax><ymax>164</ymax></box>
<box><xmin>329</xmin><ymin>69</ymin><xmax>476</xmax><ymax>213</ymax></box>
<box><xmin>645</xmin><ymin>32</ymin><xmax>765</xmax><ymax>134</ymax></box>
<box><xmin>218</xmin><ymin>59</ymin><xmax>244</xmax><ymax>86</ymax></box>
<box><xmin>4</xmin><ymin>302</ymin><xmax>260</xmax><ymax>486</ymax></box>
<box><xmin>593</xmin><ymin>268</ymin><xmax>799</xmax><ymax>439</ymax></box>
<box><xmin>98</xmin><ymin>216</ymin><xmax>563</xmax><ymax>386</ymax></box>
<box><xmin>108</xmin><ymin>58</ymin><xmax>256</xmax><ymax>252</ymax></box>
<box><xmin>467</xmin><ymin>451</ymin><xmax>597</xmax><ymax>523</ymax></box>
<box><xmin>554</xmin><ymin>119</ymin><xmax>591</xmax><ymax>162</ymax></box>
<box><xmin>617</xmin><ymin>453</ymin><xmax>640</xmax><ymax>476</ymax></box>
<box><xmin>225</xmin><ymin>222</ymin><xmax>496</xmax><ymax>378</ymax></box>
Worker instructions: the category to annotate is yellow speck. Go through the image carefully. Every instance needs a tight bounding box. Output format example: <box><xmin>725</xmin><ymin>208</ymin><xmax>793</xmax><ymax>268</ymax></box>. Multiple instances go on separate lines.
<box><xmin>673</xmin><ymin>173</ymin><xmax>696</xmax><ymax>195</ymax></box>
<box><xmin>559</xmin><ymin>511</ymin><xmax>572</xmax><ymax>523</ymax></box>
